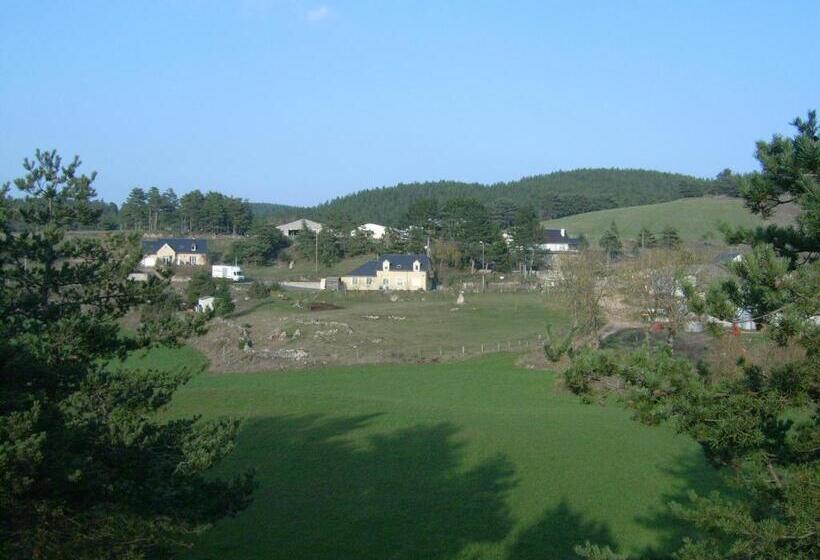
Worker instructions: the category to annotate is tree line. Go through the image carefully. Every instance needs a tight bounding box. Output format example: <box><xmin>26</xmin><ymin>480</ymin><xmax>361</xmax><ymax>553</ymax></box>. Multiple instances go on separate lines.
<box><xmin>120</xmin><ymin>187</ymin><xmax>253</xmax><ymax>235</ymax></box>
<box><xmin>301</xmin><ymin>168</ymin><xmax>742</xmax><ymax>226</ymax></box>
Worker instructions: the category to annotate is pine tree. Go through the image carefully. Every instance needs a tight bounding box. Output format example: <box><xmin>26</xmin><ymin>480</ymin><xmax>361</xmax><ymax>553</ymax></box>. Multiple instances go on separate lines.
<box><xmin>0</xmin><ymin>151</ymin><xmax>254</xmax><ymax>559</ymax></box>
<box><xmin>659</xmin><ymin>225</ymin><xmax>682</xmax><ymax>248</ymax></box>
<box><xmin>598</xmin><ymin>221</ymin><xmax>622</xmax><ymax>261</ymax></box>
<box><xmin>636</xmin><ymin>226</ymin><xmax>657</xmax><ymax>249</ymax></box>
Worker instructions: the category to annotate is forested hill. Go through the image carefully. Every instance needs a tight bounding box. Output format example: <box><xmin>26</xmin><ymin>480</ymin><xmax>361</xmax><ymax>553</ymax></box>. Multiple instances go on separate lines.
<box><xmin>253</xmin><ymin>168</ymin><xmax>733</xmax><ymax>226</ymax></box>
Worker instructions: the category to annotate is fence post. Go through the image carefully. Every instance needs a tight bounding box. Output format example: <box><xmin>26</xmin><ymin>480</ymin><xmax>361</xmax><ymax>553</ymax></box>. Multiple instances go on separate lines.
<box><xmin>462</xmin><ymin>346</ymin><xmax>465</xmax><ymax>355</ymax></box>
<box><xmin>439</xmin><ymin>347</ymin><xmax>443</xmax><ymax>357</ymax></box>
<box><xmin>497</xmin><ymin>342</ymin><xmax>500</xmax><ymax>352</ymax></box>
<box><xmin>481</xmin><ymin>343</ymin><xmax>484</xmax><ymax>353</ymax></box>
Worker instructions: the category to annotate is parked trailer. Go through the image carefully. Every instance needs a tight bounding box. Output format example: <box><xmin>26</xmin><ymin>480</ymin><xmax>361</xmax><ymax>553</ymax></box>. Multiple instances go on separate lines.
<box><xmin>211</xmin><ymin>265</ymin><xmax>245</xmax><ymax>282</ymax></box>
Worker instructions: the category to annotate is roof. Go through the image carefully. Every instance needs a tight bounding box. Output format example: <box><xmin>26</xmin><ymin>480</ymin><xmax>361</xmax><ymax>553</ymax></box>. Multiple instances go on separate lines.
<box><xmin>142</xmin><ymin>238</ymin><xmax>208</xmax><ymax>254</ymax></box>
<box><xmin>542</xmin><ymin>229</ymin><xmax>579</xmax><ymax>246</ymax></box>
<box><xmin>346</xmin><ymin>253</ymin><xmax>431</xmax><ymax>277</ymax></box>
<box><xmin>276</xmin><ymin>218</ymin><xmax>323</xmax><ymax>232</ymax></box>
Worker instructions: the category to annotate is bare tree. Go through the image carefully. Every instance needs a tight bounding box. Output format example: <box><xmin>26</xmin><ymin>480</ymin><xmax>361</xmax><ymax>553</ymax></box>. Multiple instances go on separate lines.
<box><xmin>555</xmin><ymin>250</ymin><xmax>610</xmax><ymax>344</ymax></box>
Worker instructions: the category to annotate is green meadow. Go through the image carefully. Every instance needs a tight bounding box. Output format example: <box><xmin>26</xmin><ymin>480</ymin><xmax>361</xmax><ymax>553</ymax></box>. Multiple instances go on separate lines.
<box><xmin>543</xmin><ymin>196</ymin><xmax>765</xmax><ymax>242</ymax></box>
<box><xmin>143</xmin><ymin>349</ymin><xmax>725</xmax><ymax>559</ymax></box>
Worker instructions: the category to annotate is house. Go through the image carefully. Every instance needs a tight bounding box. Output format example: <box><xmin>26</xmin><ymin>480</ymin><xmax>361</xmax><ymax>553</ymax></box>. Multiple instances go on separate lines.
<box><xmin>352</xmin><ymin>223</ymin><xmax>386</xmax><ymax>240</ymax></box>
<box><xmin>340</xmin><ymin>254</ymin><xmax>432</xmax><ymax>291</ymax></box>
<box><xmin>141</xmin><ymin>238</ymin><xmax>208</xmax><ymax>267</ymax></box>
<box><xmin>276</xmin><ymin>218</ymin><xmax>323</xmax><ymax>238</ymax></box>
<box><xmin>539</xmin><ymin>229</ymin><xmax>580</xmax><ymax>252</ymax></box>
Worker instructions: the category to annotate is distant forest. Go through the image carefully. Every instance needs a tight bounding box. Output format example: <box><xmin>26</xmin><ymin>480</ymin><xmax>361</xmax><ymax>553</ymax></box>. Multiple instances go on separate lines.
<box><xmin>3</xmin><ymin>168</ymin><xmax>740</xmax><ymax>232</ymax></box>
<box><xmin>253</xmin><ymin>168</ymin><xmax>740</xmax><ymax>226</ymax></box>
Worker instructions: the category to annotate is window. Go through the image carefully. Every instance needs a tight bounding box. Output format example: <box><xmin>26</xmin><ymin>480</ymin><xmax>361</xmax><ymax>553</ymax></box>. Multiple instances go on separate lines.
<box><xmin>189</xmin><ymin>255</ymin><xmax>197</xmax><ymax>265</ymax></box>
<box><xmin>162</xmin><ymin>256</ymin><xmax>173</xmax><ymax>265</ymax></box>
<box><xmin>366</xmin><ymin>277</ymin><xmax>372</xmax><ymax>286</ymax></box>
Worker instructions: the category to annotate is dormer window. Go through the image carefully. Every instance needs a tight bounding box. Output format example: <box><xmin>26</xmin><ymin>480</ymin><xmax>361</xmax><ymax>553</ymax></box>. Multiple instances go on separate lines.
<box><xmin>191</xmin><ymin>242</ymin><xmax>197</xmax><ymax>252</ymax></box>
<box><xmin>413</xmin><ymin>259</ymin><xmax>421</xmax><ymax>272</ymax></box>
<box><xmin>382</xmin><ymin>259</ymin><xmax>390</xmax><ymax>271</ymax></box>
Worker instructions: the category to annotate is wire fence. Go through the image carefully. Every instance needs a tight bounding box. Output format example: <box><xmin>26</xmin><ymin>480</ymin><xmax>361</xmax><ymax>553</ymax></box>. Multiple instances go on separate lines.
<box><xmin>334</xmin><ymin>334</ymin><xmax>546</xmax><ymax>365</ymax></box>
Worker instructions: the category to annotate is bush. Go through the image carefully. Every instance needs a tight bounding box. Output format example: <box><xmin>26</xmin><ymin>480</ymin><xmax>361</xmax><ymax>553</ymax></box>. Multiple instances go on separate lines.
<box><xmin>212</xmin><ymin>281</ymin><xmax>235</xmax><ymax>316</ymax></box>
<box><xmin>248</xmin><ymin>281</ymin><xmax>271</xmax><ymax>299</ymax></box>
<box><xmin>186</xmin><ymin>268</ymin><xmax>216</xmax><ymax>306</ymax></box>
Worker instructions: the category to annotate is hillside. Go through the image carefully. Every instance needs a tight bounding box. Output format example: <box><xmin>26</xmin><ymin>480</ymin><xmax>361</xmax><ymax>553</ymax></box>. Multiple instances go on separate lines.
<box><xmin>543</xmin><ymin>196</ymin><xmax>765</xmax><ymax>242</ymax></box>
<box><xmin>252</xmin><ymin>168</ymin><xmax>730</xmax><ymax>226</ymax></box>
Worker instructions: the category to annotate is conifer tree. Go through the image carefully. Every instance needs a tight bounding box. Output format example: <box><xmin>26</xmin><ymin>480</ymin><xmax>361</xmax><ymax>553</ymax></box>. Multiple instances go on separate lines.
<box><xmin>0</xmin><ymin>151</ymin><xmax>254</xmax><ymax>559</ymax></box>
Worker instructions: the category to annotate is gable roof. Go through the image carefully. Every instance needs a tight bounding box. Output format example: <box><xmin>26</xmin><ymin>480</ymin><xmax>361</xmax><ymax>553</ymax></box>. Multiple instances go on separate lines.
<box><xmin>346</xmin><ymin>253</ymin><xmax>431</xmax><ymax>277</ymax></box>
<box><xmin>543</xmin><ymin>228</ymin><xmax>573</xmax><ymax>243</ymax></box>
<box><xmin>276</xmin><ymin>219</ymin><xmax>323</xmax><ymax>232</ymax></box>
<box><xmin>142</xmin><ymin>238</ymin><xmax>208</xmax><ymax>255</ymax></box>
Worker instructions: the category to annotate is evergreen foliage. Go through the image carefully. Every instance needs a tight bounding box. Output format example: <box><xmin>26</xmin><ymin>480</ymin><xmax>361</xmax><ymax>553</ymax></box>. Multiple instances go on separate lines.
<box><xmin>304</xmin><ymin>169</ymin><xmax>723</xmax><ymax>226</ymax></box>
<box><xmin>567</xmin><ymin>112</ymin><xmax>820</xmax><ymax>559</ymax></box>
<box><xmin>0</xmin><ymin>151</ymin><xmax>254</xmax><ymax>559</ymax></box>
<box><xmin>598</xmin><ymin>221</ymin><xmax>623</xmax><ymax>260</ymax></box>
<box><xmin>229</xmin><ymin>223</ymin><xmax>289</xmax><ymax>265</ymax></box>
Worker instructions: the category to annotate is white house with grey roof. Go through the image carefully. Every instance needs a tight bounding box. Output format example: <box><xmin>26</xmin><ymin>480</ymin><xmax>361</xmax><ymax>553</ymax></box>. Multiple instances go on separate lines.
<box><xmin>140</xmin><ymin>238</ymin><xmax>208</xmax><ymax>267</ymax></box>
<box><xmin>340</xmin><ymin>254</ymin><xmax>432</xmax><ymax>291</ymax></box>
<box><xmin>539</xmin><ymin>229</ymin><xmax>580</xmax><ymax>252</ymax></box>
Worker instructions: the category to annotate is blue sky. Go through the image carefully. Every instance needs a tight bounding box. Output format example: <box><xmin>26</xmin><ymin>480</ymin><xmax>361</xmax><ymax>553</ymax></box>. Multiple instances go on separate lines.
<box><xmin>1</xmin><ymin>1</ymin><xmax>818</xmax><ymax>206</ymax></box>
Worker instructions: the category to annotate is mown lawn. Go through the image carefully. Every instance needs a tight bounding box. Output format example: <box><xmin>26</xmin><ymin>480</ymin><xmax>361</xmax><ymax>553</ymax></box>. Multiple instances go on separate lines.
<box><xmin>156</xmin><ymin>351</ymin><xmax>725</xmax><ymax>559</ymax></box>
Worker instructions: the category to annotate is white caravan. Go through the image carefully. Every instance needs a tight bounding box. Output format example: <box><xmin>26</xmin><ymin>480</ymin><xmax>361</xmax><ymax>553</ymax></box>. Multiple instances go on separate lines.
<box><xmin>211</xmin><ymin>265</ymin><xmax>245</xmax><ymax>282</ymax></box>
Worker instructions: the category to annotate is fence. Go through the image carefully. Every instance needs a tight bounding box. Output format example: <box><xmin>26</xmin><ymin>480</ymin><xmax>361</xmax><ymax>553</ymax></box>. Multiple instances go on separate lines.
<box><xmin>335</xmin><ymin>334</ymin><xmax>546</xmax><ymax>366</ymax></box>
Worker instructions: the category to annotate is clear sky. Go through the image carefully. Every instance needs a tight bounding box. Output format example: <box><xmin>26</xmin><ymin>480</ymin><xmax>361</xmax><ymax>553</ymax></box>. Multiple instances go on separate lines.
<box><xmin>1</xmin><ymin>1</ymin><xmax>818</xmax><ymax>206</ymax></box>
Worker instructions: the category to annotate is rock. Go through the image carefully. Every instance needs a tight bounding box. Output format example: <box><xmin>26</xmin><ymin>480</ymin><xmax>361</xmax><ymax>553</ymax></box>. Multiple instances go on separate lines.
<box><xmin>389</xmin><ymin>295</ymin><xmax>399</xmax><ymax>303</ymax></box>
<box><xmin>292</xmin><ymin>329</ymin><xmax>301</xmax><ymax>338</ymax></box>
<box><xmin>273</xmin><ymin>348</ymin><xmax>309</xmax><ymax>361</ymax></box>
<box><xmin>456</xmin><ymin>291</ymin><xmax>465</xmax><ymax>305</ymax></box>
<box><xmin>270</xmin><ymin>328</ymin><xmax>282</xmax><ymax>340</ymax></box>
<box><xmin>278</xmin><ymin>331</ymin><xmax>288</xmax><ymax>341</ymax></box>
<box><xmin>289</xmin><ymin>261</ymin><xmax>294</xmax><ymax>269</ymax></box>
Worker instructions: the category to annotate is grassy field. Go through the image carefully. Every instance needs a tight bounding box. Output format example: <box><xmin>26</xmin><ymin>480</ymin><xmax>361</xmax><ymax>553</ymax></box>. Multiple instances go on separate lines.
<box><xmin>241</xmin><ymin>254</ymin><xmax>375</xmax><ymax>283</ymax></box>
<box><xmin>543</xmin><ymin>196</ymin><xmax>765</xmax><ymax>242</ymax></box>
<box><xmin>151</xmin><ymin>350</ymin><xmax>725</xmax><ymax>560</ymax></box>
<box><xmin>195</xmin><ymin>290</ymin><xmax>568</xmax><ymax>372</ymax></box>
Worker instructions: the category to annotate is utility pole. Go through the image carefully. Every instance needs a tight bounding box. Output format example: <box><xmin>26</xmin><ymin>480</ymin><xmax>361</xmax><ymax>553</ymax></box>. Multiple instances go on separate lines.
<box><xmin>481</xmin><ymin>241</ymin><xmax>486</xmax><ymax>292</ymax></box>
<box><xmin>315</xmin><ymin>229</ymin><xmax>319</xmax><ymax>274</ymax></box>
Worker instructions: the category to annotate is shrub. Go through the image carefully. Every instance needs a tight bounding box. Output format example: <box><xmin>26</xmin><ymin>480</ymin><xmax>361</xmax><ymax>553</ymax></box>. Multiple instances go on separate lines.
<box><xmin>248</xmin><ymin>281</ymin><xmax>271</xmax><ymax>299</ymax></box>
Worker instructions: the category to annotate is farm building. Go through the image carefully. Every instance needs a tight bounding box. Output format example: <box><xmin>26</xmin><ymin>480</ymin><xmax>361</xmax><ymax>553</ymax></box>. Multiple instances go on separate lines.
<box><xmin>341</xmin><ymin>254</ymin><xmax>432</xmax><ymax>291</ymax></box>
<box><xmin>276</xmin><ymin>218</ymin><xmax>323</xmax><ymax>238</ymax></box>
<box><xmin>352</xmin><ymin>223</ymin><xmax>386</xmax><ymax>240</ymax></box>
<box><xmin>141</xmin><ymin>238</ymin><xmax>208</xmax><ymax>267</ymax></box>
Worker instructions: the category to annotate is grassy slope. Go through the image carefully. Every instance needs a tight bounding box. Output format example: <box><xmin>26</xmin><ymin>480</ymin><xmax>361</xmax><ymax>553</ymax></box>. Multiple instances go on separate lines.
<box><xmin>543</xmin><ymin>196</ymin><xmax>764</xmax><ymax>242</ymax></box>
<box><xmin>157</xmin><ymin>352</ymin><xmax>723</xmax><ymax>559</ymax></box>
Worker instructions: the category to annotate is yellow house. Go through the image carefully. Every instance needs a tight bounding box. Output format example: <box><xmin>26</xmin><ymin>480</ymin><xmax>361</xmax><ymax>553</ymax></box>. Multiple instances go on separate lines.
<box><xmin>140</xmin><ymin>238</ymin><xmax>208</xmax><ymax>267</ymax></box>
<box><xmin>341</xmin><ymin>254</ymin><xmax>432</xmax><ymax>291</ymax></box>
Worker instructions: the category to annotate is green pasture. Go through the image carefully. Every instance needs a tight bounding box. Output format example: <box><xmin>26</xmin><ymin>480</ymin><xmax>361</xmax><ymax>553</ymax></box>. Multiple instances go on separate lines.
<box><xmin>152</xmin><ymin>350</ymin><xmax>724</xmax><ymax>559</ymax></box>
<box><xmin>543</xmin><ymin>196</ymin><xmax>765</xmax><ymax>242</ymax></box>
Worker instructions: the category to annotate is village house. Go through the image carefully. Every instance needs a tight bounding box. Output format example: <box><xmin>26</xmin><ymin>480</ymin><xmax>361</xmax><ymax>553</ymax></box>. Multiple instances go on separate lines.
<box><xmin>140</xmin><ymin>238</ymin><xmax>208</xmax><ymax>267</ymax></box>
<box><xmin>340</xmin><ymin>253</ymin><xmax>432</xmax><ymax>291</ymax></box>
<box><xmin>276</xmin><ymin>218</ymin><xmax>323</xmax><ymax>238</ymax></box>
<box><xmin>539</xmin><ymin>228</ymin><xmax>580</xmax><ymax>252</ymax></box>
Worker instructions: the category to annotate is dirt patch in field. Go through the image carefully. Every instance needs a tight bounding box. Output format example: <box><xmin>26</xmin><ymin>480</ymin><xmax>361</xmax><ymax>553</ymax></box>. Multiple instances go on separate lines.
<box><xmin>309</xmin><ymin>302</ymin><xmax>343</xmax><ymax>312</ymax></box>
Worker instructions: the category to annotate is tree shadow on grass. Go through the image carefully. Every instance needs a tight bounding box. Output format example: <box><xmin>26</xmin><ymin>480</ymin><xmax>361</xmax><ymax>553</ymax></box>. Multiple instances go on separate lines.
<box><xmin>634</xmin><ymin>450</ymin><xmax>730</xmax><ymax>559</ymax></box>
<box><xmin>192</xmin><ymin>413</ymin><xmax>516</xmax><ymax>560</ymax></box>
<box><xmin>507</xmin><ymin>499</ymin><xmax>617</xmax><ymax>560</ymax></box>
<box><xmin>507</xmin><ymin>450</ymin><xmax>729</xmax><ymax>560</ymax></box>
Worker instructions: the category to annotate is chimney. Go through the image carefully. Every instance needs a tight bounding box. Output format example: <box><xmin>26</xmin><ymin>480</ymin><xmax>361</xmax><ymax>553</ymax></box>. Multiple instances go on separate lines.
<box><xmin>560</xmin><ymin>228</ymin><xmax>566</xmax><ymax>237</ymax></box>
